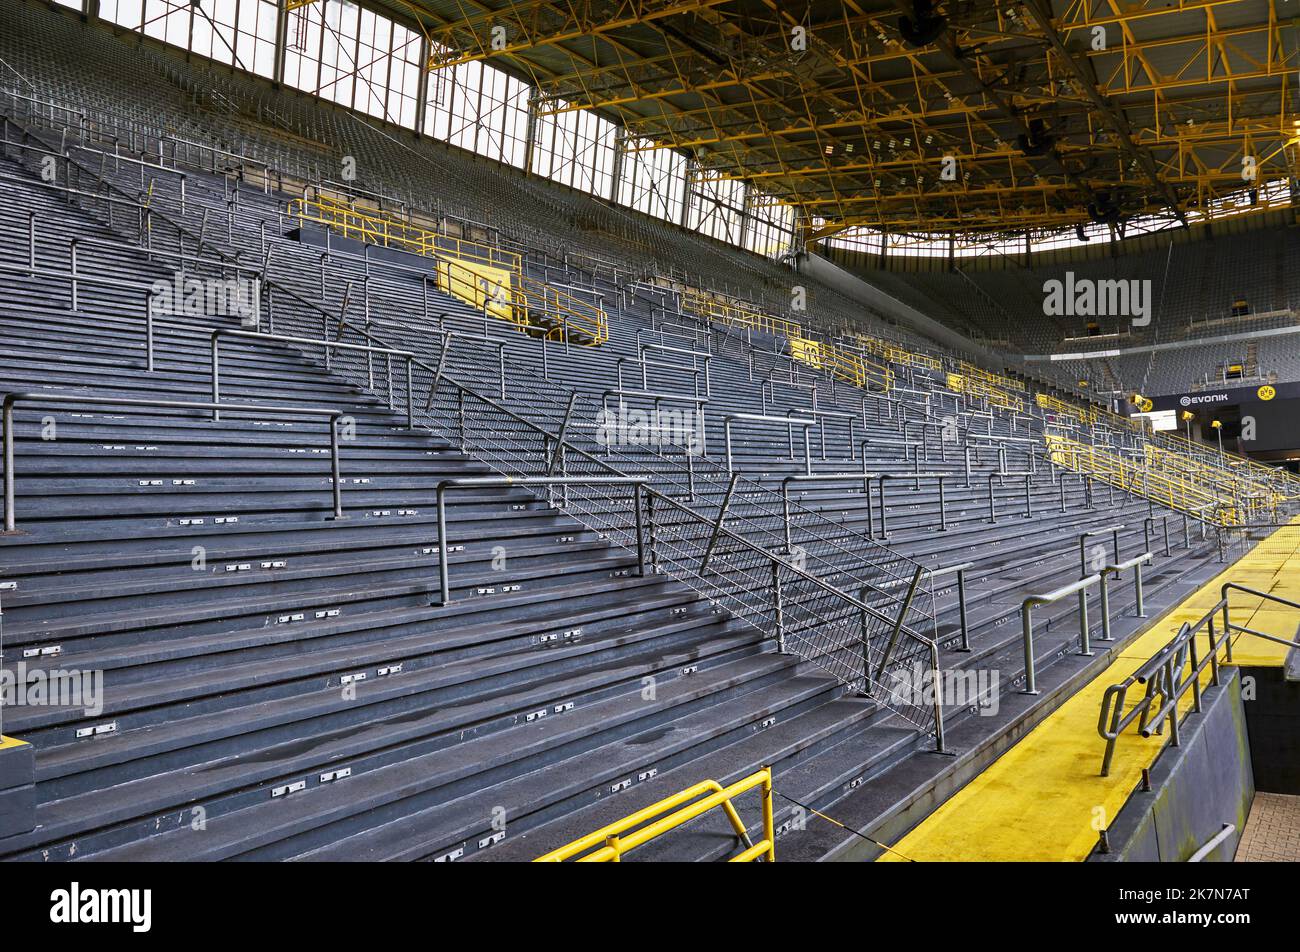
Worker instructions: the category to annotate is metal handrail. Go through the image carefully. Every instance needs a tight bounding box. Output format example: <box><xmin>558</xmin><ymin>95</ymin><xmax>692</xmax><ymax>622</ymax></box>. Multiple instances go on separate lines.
<box><xmin>433</xmin><ymin>476</ymin><xmax>649</xmax><ymax>606</ymax></box>
<box><xmin>1020</xmin><ymin>573</ymin><xmax>1102</xmax><ymax>696</ymax></box>
<box><xmin>926</xmin><ymin>561</ymin><xmax>976</xmax><ymax>652</ymax></box>
<box><xmin>1079</xmin><ymin>524</ymin><xmax>1126</xmax><ymax>577</ymax></box>
<box><xmin>207</xmin><ymin>328</ymin><xmax>417</xmax><ymax>426</ymax></box>
<box><xmin>3</xmin><ymin>391</ymin><xmax>345</xmax><ymax>530</ymax></box>
<box><xmin>534</xmin><ymin>767</ymin><xmax>775</xmax><ymax>863</ymax></box>
<box><xmin>1098</xmin><ymin>553</ymin><xmax>1153</xmax><ymax>641</ymax></box>
<box><xmin>1097</xmin><ymin>601</ymin><xmax>1228</xmax><ymax>776</ymax></box>
<box><xmin>724</xmin><ymin>412</ymin><xmax>818</xmax><ymax>474</ymax></box>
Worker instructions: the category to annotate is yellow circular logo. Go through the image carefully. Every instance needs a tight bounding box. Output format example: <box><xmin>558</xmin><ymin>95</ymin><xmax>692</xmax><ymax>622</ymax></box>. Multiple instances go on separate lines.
<box><xmin>1258</xmin><ymin>385</ymin><xmax>1276</xmax><ymax>401</ymax></box>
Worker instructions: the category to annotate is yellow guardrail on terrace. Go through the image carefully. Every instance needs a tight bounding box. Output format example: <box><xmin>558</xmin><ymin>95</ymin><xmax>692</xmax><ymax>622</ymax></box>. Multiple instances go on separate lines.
<box><xmin>534</xmin><ymin>768</ymin><xmax>775</xmax><ymax>862</ymax></box>
<box><xmin>947</xmin><ymin>372</ymin><xmax>1025</xmax><ymax>413</ymax></box>
<box><xmin>1045</xmin><ymin>432</ymin><xmax>1240</xmax><ymax>526</ymax></box>
<box><xmin>959</xmin><ymin>360</ymin><xmax>1027</xmax><ymax>393</ymax></box>
<box><xmin>851</xmin><ymin>335</ymin><xmax>943</xmax><ymax>372</ymax></box>
<box><xmin>789</xmin><ymin>338</ymin><xmax>894</xmax><ymax>392</ymax></box>
<box><xmin>290</xmin><ymin>195</ymin><xmax>521</xmax><ymax>271</ymax></box>
<box><xmin>1153</xmin><ymin>425</ymin><xmax>1300</xmax><ymax>499</ymax></box>
<box><xmin>288</xmin><ymin>196</ymin><xmax>607</xmax><ymax>346</ymax></box>
<box><xmin>432</xmin><ymin>256</ymin><xmax>609</xmax><ymax>345</ymax></box>
<box><xmin>1035</xmin><ymin>392</ymin><xmax>1103</xmax><ymax>425</ymax></box>
<box><xmin>1143</xmin><ymin>442</ymin><xmax>1282</xmax><ymax>518</ymax></box>
<box><xmin>679</xmin><ymin>287</ymin><xmax>803</xmax><ymax>339</ymax></box>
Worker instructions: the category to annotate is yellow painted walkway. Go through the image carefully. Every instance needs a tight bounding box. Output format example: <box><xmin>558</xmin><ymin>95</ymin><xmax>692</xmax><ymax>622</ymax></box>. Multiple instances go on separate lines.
<box><xmin>879</xmin><ymin>520</ymin><xmax>1300</xmax><ymax>862</ymax></box>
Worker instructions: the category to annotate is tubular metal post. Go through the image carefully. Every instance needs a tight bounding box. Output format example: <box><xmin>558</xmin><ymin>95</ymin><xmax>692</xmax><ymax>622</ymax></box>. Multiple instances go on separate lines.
<box><xmin>405</xmin><ymin>359</ymin><xmax>414</xmax><ymax>428</ymax></box>
<box><xmin>328</xmin><ymin>417</ymin><xmax>343</xmax><ymax>519</ymax></box>
<box><xmin>1021</xmin><ymin>605</ymin><xmax>1039</xmax><ymax>695</ymax></box>
<box><xmin>1079</xmin><ymin>587</ymin><xmax>1093</xmax><ymax>657</ymax></box>
<box><xmin>435</xmin><ymin>485</ymin><xmax>450</xmax><ymax>606</ymax></box>
<box><xmin>3</xmin><ymin>397</ymin><xmax>13</xmax><ymax>535</ymax></box>
<box><xmin>144</xmin><ymin>292</ymin><xmax>154</xmax><ymax>372</ymax></box>
<box><xmin>930</xmin><ymin>641</ymin><xmax>947</xmax><ymax>754</ymax></box>
<box><xmin>634</xmin><ymin>484</ymin><xmax>646</xmax><ymax>576</ymax></box>
<box><xmin>956</xmin><ymin>568</ymin><xmax>971</xmax><ymax>651</ymax></box>
<box><xmin>69</xmin><ymin>238</ymin><xmax>78</xmax><ymax>310</ymax></box>
<box><xmin>210</xmin><ymin>335</ymin><xmax>221</xmax><ymax>420</ymax></box>
<box><xmin>770</xmin><ymin>561</ymin><xmax>786</xmax><ymax>653</ymax></box>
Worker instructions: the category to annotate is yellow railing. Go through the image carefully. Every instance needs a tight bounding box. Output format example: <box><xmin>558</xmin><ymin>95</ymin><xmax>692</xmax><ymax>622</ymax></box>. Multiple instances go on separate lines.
<box><xmin>790</xmin><ymin>337</ymin><xmax>894</xmax><ymax>392</ymax></box>
<box><xmin>679</xmin><ymin>287</ymin><xmax>803</xmax><ymax>339</ymax></box>
<box><xmin>1153</xmin><ymin>425</ymin><xmax>1300</xmax><ymax>499</ymax></box>
<box><xmin>851</xmin><ymin>335</ymin><xmax>943</xmax><ymax>372</ymax></box>
<box><xmin>946</xmin><ymin>372</ymin><xmax>1025</xmax><ymax>413</ymax></box>
<box><xmin>288</xmin><ymin>196</ymin><xmax>608</xmax><ymax>346</ymax></box>
<box><xmin>1035</xmin><ymin>392</ymin><xmax>1102</xmax><ymax>425</ymax></box>
<box><xmin>534</xmin><ymin>768</ymin><xmax>775</xmax><ymax>863</ymax></box>
<box><xmin>959</xmin><ymin>360</ymin><xmax>1027</xmax><ymax>393</ymax></box>
<box><xmin>1143</xmin><ymin>442</ymin><xmax>1282</xmax><ymax>518</ymax></box>
<box><xmin>289</xmin><ymin>195</ymin><xmax>521</xmax><ymax>271</ymax></box>
<box><xmin>1045</xmin><ymin>432</ymin><xmax>1241</xmax><ymax>526</ymax></box>
<box><xmin>1033</xmin><ymin>390</ymin><xmax>1298</xmax><ymax>514</ymax></box>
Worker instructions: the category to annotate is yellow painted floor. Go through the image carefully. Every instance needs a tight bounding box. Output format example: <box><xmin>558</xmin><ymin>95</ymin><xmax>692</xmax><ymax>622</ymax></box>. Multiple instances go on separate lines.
<box><xmin>878</xmin><ymin>520</ymin><xmax>1300</xmax><ymax>862</ymax></box>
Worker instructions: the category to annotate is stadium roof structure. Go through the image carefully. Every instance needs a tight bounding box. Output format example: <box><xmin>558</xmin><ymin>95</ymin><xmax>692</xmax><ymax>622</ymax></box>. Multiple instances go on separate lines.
<box><xmin>359</xmin><ymin>0</ymin><xmax>1300</xmax><ymax>239</ymax></box>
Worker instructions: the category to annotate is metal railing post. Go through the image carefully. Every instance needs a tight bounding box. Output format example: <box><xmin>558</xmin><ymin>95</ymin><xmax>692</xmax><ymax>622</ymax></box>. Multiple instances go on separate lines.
<box><xmin>770</xmin><ymin>561</ymin><xmax>786</xmax><ymax>653</ymax></box>
<box><xmin>3</xmin><ymin>397</ymin><xmax>13</xmax><ymax>532</ymax></box>
<box><xmin>435</xmin><ymin>483</ymin><xmax>450</xmax><ymax>606</ymax></box>
<box><xmin>144</xmin><ymin>291</ymin><xmax>155</xmax><ymax>372</ymax></box>
<box><xmin>634</xmin><ymin>483</ymin><xmax>646</xmax><ymax>576</ymax></box>
<box><xmin>1021</xmin><ymin>604</ymin><xmax>1039</xmax><ymax>695</ymax></box>
<box><xmin>69</xmin><ymin>237</ymin><xmax>78</xmax><ymax>310</ymax></box>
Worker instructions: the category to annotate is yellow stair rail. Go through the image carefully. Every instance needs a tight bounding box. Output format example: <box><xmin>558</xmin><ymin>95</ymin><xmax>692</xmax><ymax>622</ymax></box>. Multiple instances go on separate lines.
<box><xmin>946</xmin><ymin>372</ymin><xmax>1025</xmax><ymax>413</ymax></box>
<box><xmin>534</xmin><ymin>768</ymin><xmax>776</xmax><ymax>862</ymax></box>
<box><xmin>1034</xmin><ymin>392</ymin><xmax>1103</xmax><ymax>425</ymax></box>
<box><xmin>1153</xmin><ymin>425</ymin><xmax>1300</xmax><ymax>499</ymax></box>
<box><xmin>289</xmin><ymin>195</ymin><xmax>521</xmax><ymax>271</ymax></box>
<box><xmin>850</xmin><ymin>334</ymin><xmax>943</xmax><ymax>372</ymax></box>
<box><xmin>678</xmin><ymin>286</ymin><xmax>803</xmax><ymax>339</ymax></box>
<box><xmin>288</xmin><ymin>196</ymin><xmax>608</xmax><ymax>346</ymax></box>
<box><xmin>1044</xmin><ymin>431</ymin><xmax>1241</xmax><ymax>526</ymax></box>
<box><xmin>789</xmin><ymin>337</ymin><xmax>893</xmax><ymax>393</ymax></box>
<box><xmin>958</xmin><ymin>360</ymin><xmax>1027</xmax><ymax>393</ymax></box>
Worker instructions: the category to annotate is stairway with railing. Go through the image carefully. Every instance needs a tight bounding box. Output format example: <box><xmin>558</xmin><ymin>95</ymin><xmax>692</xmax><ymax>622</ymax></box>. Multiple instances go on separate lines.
<box><xmin>0</xmin><ymin>56</ymin><xmax>1277</xmax><ymax>861</ymax></box>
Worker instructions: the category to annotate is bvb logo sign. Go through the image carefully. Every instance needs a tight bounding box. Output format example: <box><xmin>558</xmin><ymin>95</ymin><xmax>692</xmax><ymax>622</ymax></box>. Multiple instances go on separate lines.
<box><xmin>1257</xmin><ymin>385</ymin><xmax>1277</xmax><ymax>402</ymax></box>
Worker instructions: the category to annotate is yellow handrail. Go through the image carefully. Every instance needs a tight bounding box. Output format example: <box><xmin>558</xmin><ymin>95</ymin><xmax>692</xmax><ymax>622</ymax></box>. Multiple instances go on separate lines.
<box><xmin>947</xmin><ymin>372</ymin><xmax>1025</xmax><ymax>413</ymax></box>
<box><xmin>288</xmin><ymin>196</ymin><xmax>608</xmax><ymax>346</ymax></box>
<box><xmin>289</xmin><ymin>195</ymin><xmax>521</xmax><ymax>271</ymax></box>
<box><xmin>958</xmin><ymin>360</ymin><xmax>1027</xmax><ymax>393</ymax></box>
<box><xmin>848</xmin><ymin>335</ymin><xmax>943</xmax><ymax>373</ymax></box>
<box><xmin>790</xmin><ymin>337</ymin><xmax>893</xmax><ymax>392</ymax></box>
<box><xmin>1044</xmin><ymin>431</ymin><xmax>1241</xmax><ymax>526</ymax></box>
<box><xmin>1034</xmin><ymin>389</ymin><xmax>1300</xmax><ymax>500</ymax></box>
<box><xmin>677</xmin><ymin>286</ymin><xmax>803</xmax><ymax>338</ymax></box>
<box><xmin>534</xmin><ymin>768</ymin><xmax>776</xmax><ymax>863</ymax></box>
